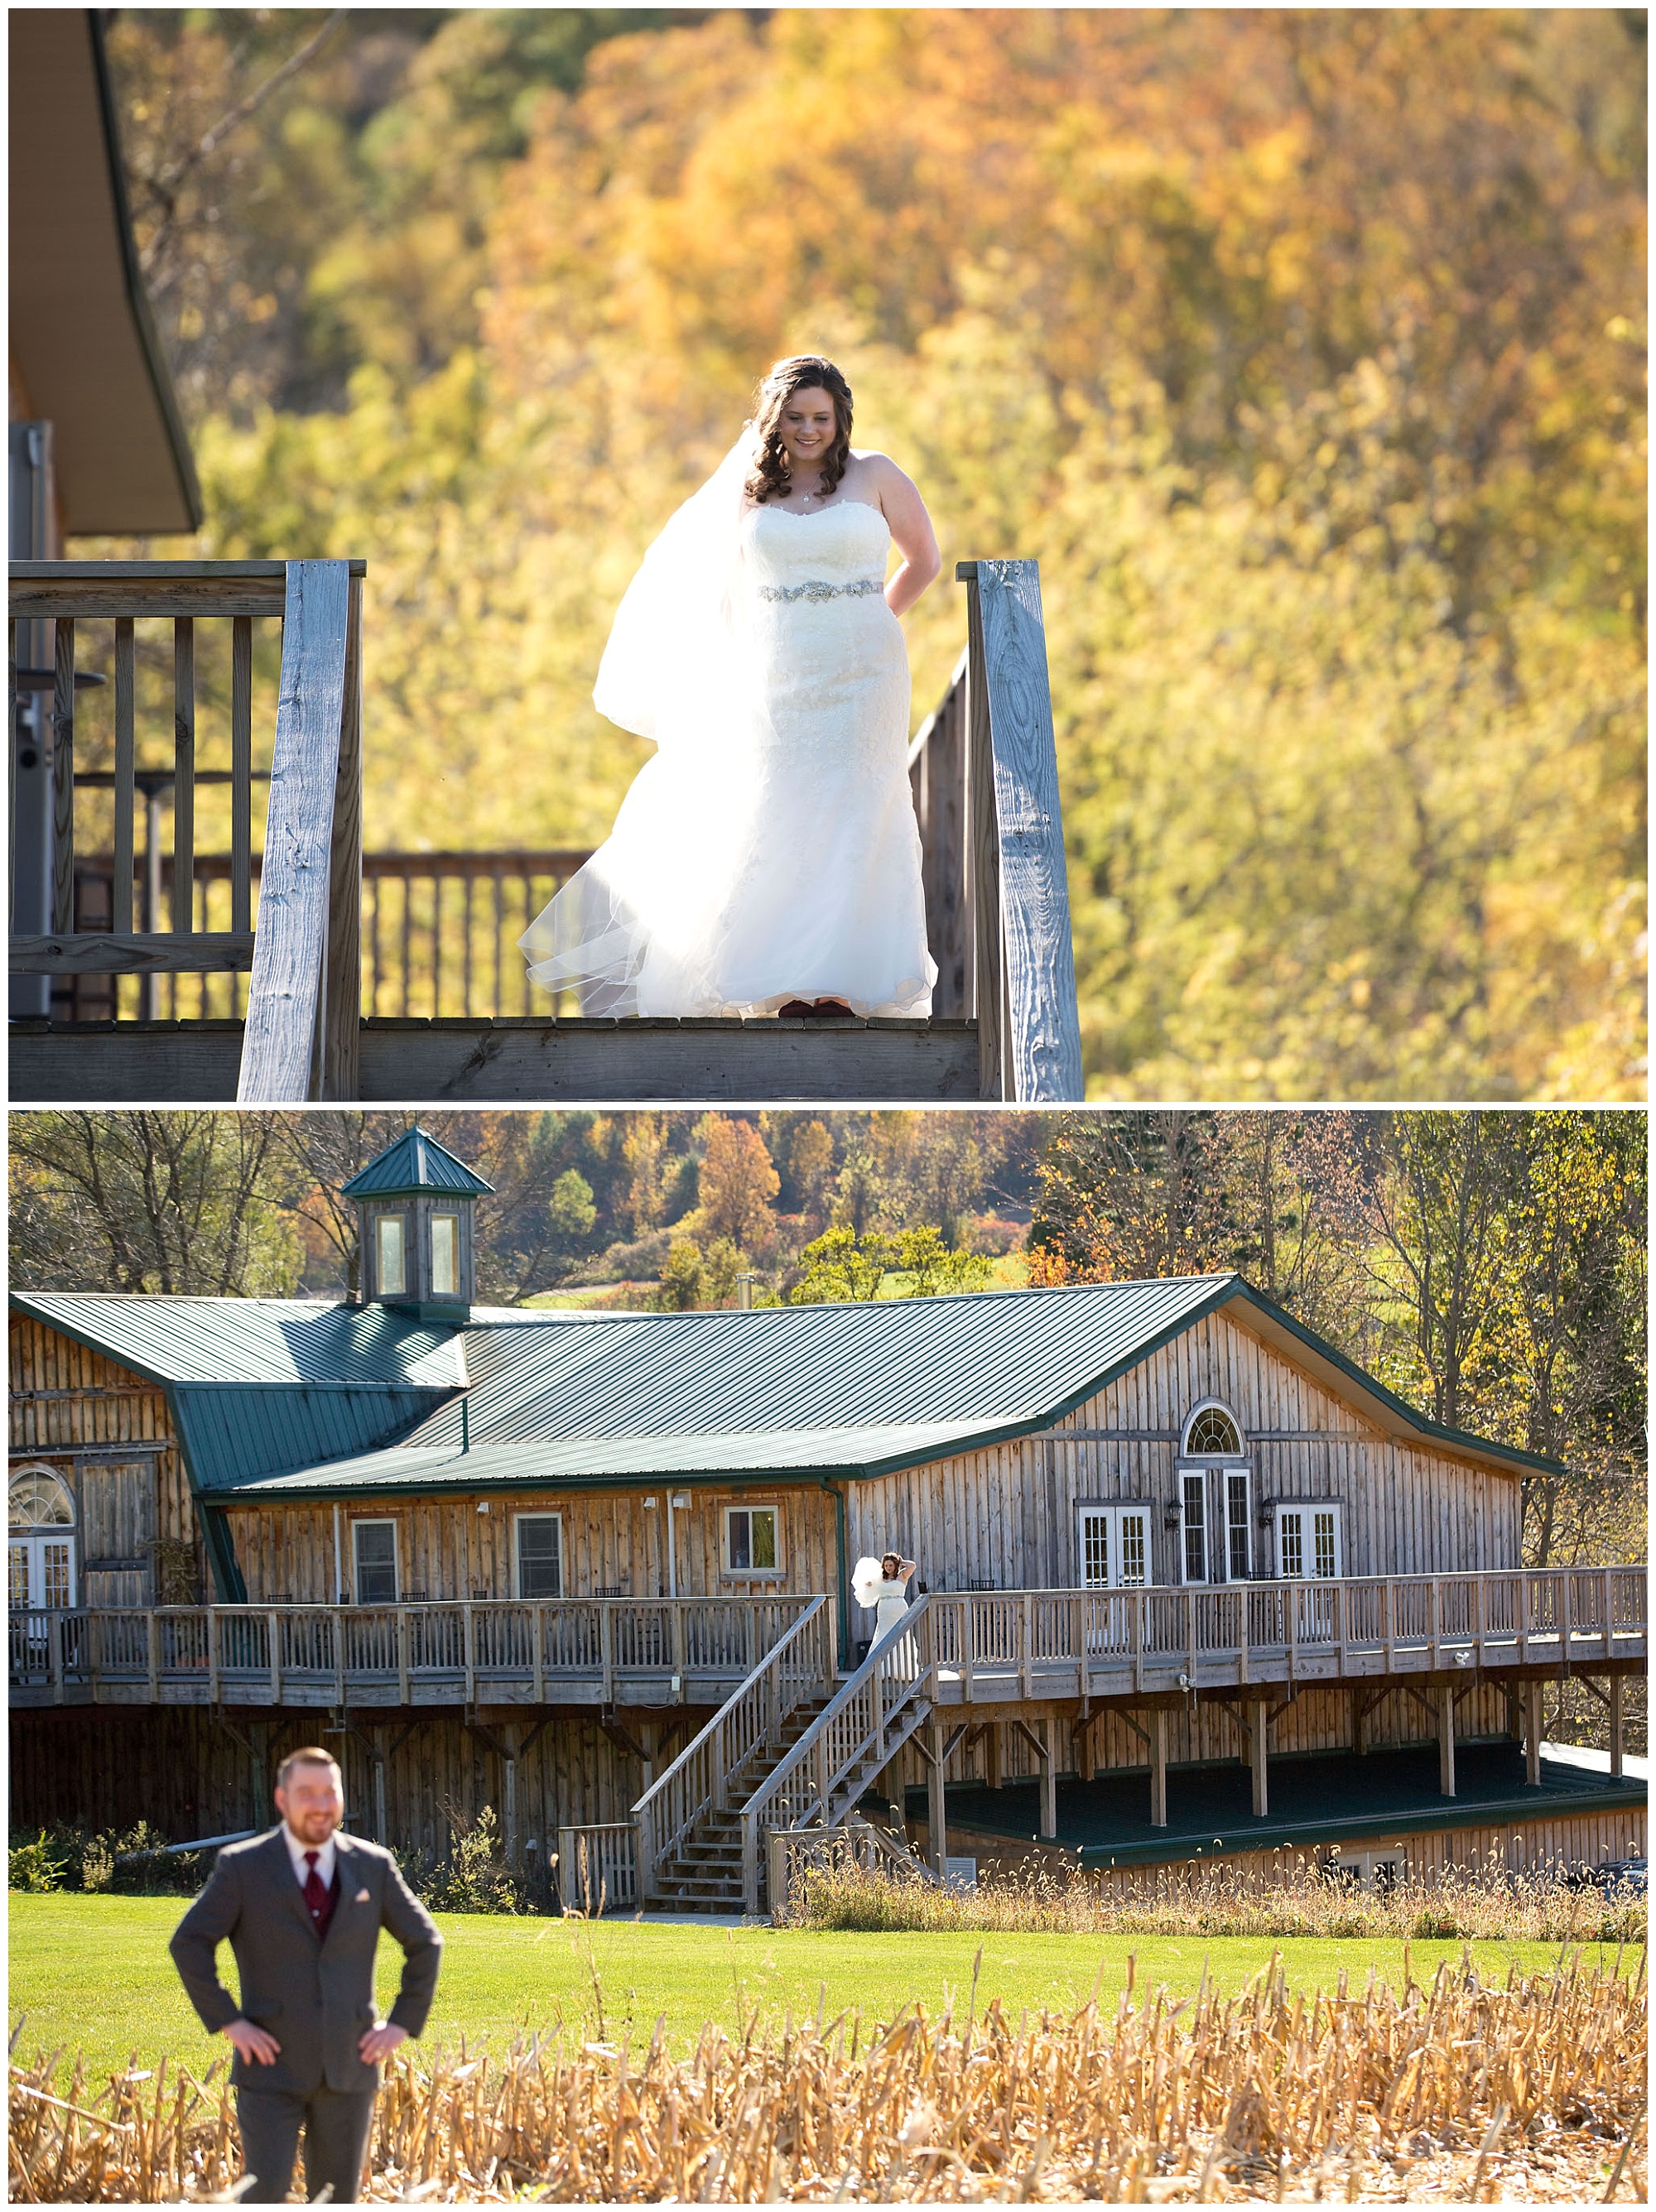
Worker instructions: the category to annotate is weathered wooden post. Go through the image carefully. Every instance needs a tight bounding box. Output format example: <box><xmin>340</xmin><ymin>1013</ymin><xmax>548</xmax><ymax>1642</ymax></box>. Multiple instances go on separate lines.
<box><xmin>1149</xmin><ymin>1706</ymin><xmax>1169</xmax><ymax>1829</ymax></box>
<box><xmin>1249</xmin><ymin>1700</ymin><xmax>1268</xmax><ymax>1818</ymax></box>
<box><xmin>956</xmin><ymin>560</ymin><xmax>1083</xmax><ymax>1104</ymax></box>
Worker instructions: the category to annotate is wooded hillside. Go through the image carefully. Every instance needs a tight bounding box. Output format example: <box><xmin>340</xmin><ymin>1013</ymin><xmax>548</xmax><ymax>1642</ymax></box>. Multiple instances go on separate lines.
<box><xmin>90</xmin><ymin>9</ymin><xmax>1647</xmax><ymax>1099</ymax></box>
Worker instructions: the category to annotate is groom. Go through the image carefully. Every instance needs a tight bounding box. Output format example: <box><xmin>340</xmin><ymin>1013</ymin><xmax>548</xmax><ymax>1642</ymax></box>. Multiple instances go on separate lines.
<box><xmin>170</xmin><ymin>1746</ymin><xmax>442</xmax><ymax>2205</ymax></box>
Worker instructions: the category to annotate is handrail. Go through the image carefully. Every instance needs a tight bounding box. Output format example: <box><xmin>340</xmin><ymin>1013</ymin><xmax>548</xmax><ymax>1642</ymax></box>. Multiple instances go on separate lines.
<box><xmin>737</xmin><ymin>1596</ymin><xmax>938</xmax><ymax>1911</ymax></box>
<box><xmin>632</xmin><ymin>1593</ymin><xmax>834</xmax><ymax>1903</ymax></box>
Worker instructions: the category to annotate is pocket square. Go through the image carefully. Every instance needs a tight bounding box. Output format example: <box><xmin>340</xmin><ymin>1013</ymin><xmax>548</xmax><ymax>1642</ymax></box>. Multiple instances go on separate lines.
<box><xmin>354</xmin><ymin>1888</ymin><xmax>372</xmax><ymax>1902</ymax></box>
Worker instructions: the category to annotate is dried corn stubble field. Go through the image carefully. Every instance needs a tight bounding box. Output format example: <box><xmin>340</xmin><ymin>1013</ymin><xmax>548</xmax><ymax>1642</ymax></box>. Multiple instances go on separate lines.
<box><xmin>7</xmin><ymin>1950</ymin><xmax>1647</xmax><ymax>2203</ymax></box>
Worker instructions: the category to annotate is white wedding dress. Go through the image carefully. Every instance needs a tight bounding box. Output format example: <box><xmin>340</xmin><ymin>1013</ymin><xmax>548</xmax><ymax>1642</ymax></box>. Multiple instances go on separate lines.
<box><xmin>520</xmin><ymin>465</ymin><xmax>936</xmax><ymax>1018</ymax></box>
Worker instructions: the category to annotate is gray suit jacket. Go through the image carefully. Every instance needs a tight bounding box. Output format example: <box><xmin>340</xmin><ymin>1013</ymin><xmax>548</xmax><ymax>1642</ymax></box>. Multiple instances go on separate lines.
<box><xmin>170</xmin><ymin>1827</ymin><xmax>442</xmax><ymax>2095</ymax></box>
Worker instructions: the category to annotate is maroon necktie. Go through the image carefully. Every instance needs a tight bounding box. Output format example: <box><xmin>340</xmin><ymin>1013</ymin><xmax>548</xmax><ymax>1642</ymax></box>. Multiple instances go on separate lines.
<box><xmin>303</xmin><ymin>1849</ymin><xmax>332</xmax><ymax>1936</ymax></box>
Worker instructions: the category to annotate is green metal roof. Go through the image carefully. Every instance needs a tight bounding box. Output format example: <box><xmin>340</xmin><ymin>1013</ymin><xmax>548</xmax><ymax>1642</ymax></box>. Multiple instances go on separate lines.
<box><xmin>339</xmin><ymin>1127</ymin><xmax>495</xmax><ymax>1200</ymax></box>
<box><xmin>9</xmin><ymin>1291</ymin><xmax>466</xmax><ymax>1389</ymax></box>
<box><xmin>11</xmin><ymin>1273</ymin><xmax>1563</xmax><ymax>1500</ymax></box>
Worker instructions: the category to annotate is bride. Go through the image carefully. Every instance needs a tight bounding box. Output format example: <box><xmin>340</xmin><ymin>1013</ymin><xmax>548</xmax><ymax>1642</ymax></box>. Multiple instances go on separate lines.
<box><xmin>520</xmin><ymin>356</ymin><xmax>942</xmax><ymax>1019</ymax></box>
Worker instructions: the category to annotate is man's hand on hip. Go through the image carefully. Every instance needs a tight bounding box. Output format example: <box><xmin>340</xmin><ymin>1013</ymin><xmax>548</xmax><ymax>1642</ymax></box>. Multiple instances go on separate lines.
<box><xmin>359</xmin><ymin>2022</ymin><xmax>409</xmax><ymax>2065</ymax></box>
<box><xmin>224</xmin><ymin>2018</ymin><xmax>281</xmax><ymax>2065</ymax></box>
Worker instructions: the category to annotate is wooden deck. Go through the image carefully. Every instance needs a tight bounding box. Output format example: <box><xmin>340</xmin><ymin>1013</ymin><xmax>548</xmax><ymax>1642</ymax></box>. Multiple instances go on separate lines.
<box><xmin>11</xmin><ymin>558</ymin><xmax>1082</xmax><ymax>1103</ymax></box>
<box><xmin>15</xmin><ymin>1571</ymin><xmax>1641</xmax><ymax>1716</ymax></box>
<box><xmin>8</xmin><ymin>1014</ymin><xmax>982</xmax><ymax>1103</ymax></box>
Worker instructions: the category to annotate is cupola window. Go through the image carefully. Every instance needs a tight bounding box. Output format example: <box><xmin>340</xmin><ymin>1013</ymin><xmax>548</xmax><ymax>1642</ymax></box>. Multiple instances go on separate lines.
<box><xmin>375</xmin><ymin>1214</ymin><xmax>407</xmax><ymax>1298</ymax></box>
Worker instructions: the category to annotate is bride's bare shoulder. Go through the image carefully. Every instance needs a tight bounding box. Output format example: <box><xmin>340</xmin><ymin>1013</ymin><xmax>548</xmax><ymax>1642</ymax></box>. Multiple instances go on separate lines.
<box><xmin>847</xmin><ymin>448</ymin><xmax>909</xmax><ymax>482</ymax></box>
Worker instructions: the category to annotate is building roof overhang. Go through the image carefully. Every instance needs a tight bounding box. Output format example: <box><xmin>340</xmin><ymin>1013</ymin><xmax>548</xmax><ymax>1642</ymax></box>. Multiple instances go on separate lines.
<box><xmin>9</xmin><ymin>9</ymin><xmax>203</xmax><ymax>534</ymax></box>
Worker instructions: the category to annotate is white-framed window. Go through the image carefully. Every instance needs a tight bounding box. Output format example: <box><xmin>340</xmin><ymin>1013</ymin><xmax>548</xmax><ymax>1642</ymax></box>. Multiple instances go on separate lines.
<box><xmin>514</xmin><ymin>1512</ymin><xmax>563</xmax><ymax>1599</ymax></box>
<box><xmin>1273</xmin><ymin>1501</ymin><xmax>1344</xmax><ymax>1580</ymax></box>
<box><xmin>8</xmin><ymin>1464</ymin><xmax>76</xmax><ymax>1610</ymax></box>
<box><xmin>431</xmin><ymin>1214</ymin><xmax>460</xmax><ymax>1297</ymax></box>
<box><xmin>724</xmin><ymin>1504</ymin><xmax>782</xmax><ymax>1577</ymax></box>
<box><xmin>1224</xmin><ymin>1469</ymin><xmax>1252</xmax><ymax>1581</ymax></box>
<box><xmin>375</xmin><ymin>1214</ymin><xmax>407</xmax><ymax>1298</ymax></box>
<box><xmin>1179</xmin><ymin>1470</ymin><xmax>1209</xmax><ymax>1584</ymax></box>
<box><xmin>352</xmin><ymin>1518</ymin><xmax>399</xmax><ymax>1604</ymax></box>
<box><xmin>1177</xmin><ymin>1402</ymin><xmax>1251</xmax><ymax>1584</ymax></box>
<box><xmin>1077</xmin><ymin>1503</ymin><xmax>1153</xmax><ymax>1589</ymax></box>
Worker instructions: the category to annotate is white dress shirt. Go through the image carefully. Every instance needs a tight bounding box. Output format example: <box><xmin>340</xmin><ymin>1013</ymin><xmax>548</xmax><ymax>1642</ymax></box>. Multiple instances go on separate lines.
<box><xmin>282</xmin><ymin>1825</ymin><xmax>337</xmax><ymax>1891</ymax></box>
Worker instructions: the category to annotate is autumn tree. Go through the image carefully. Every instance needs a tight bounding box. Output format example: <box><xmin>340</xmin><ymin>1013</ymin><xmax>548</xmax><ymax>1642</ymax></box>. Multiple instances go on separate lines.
<box><xmin>696</xmin><ymin>1116</ymin><xmax>780</xmax><ymax>1248</ymax></box>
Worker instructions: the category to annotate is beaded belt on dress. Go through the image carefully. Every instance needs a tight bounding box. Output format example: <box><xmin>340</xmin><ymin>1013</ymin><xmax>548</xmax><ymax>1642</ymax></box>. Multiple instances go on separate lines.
<box><xmin>757</xmin><ymin>576</ymin><xmax>884</xmax><ymax>603</ymax></box>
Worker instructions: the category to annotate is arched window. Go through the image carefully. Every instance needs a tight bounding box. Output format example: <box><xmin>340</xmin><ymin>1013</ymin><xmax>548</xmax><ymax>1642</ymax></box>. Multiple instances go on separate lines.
<box><xmin>8</xmin><ymin>1464</ymin><xmax>76</xmax><ymax>1612</ymax></box>
<box><xmin>1182</xmin><ymin>1402</ymin><xmax>1244</xmax><ymax>1459</ymax></box>
<box><xmin>1177</xmin><ymin>1405</ymin><xmax>1250</xmax><ymax>1585</ymax></box>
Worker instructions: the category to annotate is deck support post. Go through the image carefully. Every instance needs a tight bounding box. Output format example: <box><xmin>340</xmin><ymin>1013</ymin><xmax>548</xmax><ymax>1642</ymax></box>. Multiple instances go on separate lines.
<box><xmin>1039</xmin><ymin>1718</ymin><xmax>1057</xmax><ymax>1843</ymax></box>
<box><xmin>503</xmin><ymin>1734</ymin><xmax>518</xmax><ymax>1869</ymax></box>
<box><xmin>373</xmin><ymin>1729</ymin><xmax>388</xmax><ymax>1846</ymax></box>
<box><xmin>1524</xmin><ymin>1679</ymin><xmax>1543</xmax><ymax>1786</ymax></box>
<box><xmin>1249</xmin><ymin>1699</ymin><xmax>1268</xmax><ymax>1819</ymax></box>
<box><xmin>1149</xmin><ymin>1706</ymin><xmax>1168</xmax><ymax>1830</ymax></box>
<box><xmin>986</xmin><ymin>1719</ymin><xmax>1003</xmax><ymax>1789</ymax></box>
<box><xmin>927</xmin><ymin>1723</ymin><xmax>947</xmax><ymax>1878</ymax></box>
<box><xmin>1437</xmin><ymin>1686</ymin><xmax>1456</xmax><ymax>1797</ymax></box>
<box><xmin>1610</xmin><ymin>1674</ymin><xmax>1624</xmax><ymax>1778</ymax></box>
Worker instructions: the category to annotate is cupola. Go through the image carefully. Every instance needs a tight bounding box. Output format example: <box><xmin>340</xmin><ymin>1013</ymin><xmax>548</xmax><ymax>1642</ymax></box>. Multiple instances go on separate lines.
<box><xmin>340</xmin><ymin>1126</ymin><xmax>493</xmax><ymax>1322</ymax></box>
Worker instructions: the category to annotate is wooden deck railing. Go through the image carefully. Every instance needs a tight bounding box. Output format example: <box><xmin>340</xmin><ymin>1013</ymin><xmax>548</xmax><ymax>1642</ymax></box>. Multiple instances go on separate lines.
<box><xmin>920</xmin><ymin>1569</ymin><xmax>1649</xmax><ymax>1701</ymax></box>
<box><xmin>9</xmin><ymin>560</ymin><xmax>363</xmax><ymax>1099</ymax></box>
<box><xmin>556</xmin><ymin>1821</ymin><xmax>639</xmax><ymax>1914</ymax></box>
<box><xmin>633</xmin><ymin>1595</ymin><xmax>835</xmax><ymax>1907</ymax></box>
<box><xmin>6</xmin><ymin>1594</ymin><xmax>814</xmax><ymax>1709</ymax></box>
<box><xmin>15</xmin><ymin>557</ymin><xmax>1084</xmax><ymax>1103</ymax></box>
<box><xmin>58</xmin><ymin>847</ymin><xmax>596</xmax><ymax>1022</ymax></box>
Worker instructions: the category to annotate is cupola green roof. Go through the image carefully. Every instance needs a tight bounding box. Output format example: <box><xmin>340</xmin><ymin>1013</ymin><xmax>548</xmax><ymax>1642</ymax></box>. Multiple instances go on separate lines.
<box><xmin>339</xmin><ymin>1126</ymin><xmax>494</xmax><ymax>1201</ymax></box>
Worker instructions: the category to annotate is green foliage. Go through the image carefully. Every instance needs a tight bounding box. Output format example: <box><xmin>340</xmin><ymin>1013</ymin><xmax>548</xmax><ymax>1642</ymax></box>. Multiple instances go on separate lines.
<box><xmin>408</xmin><ymin>1806</ymin><xmax>521</xmax><ymax>1916</ymax></box>
<box><xmin>790</xmin><ymin>1224</ymin><xmax>991</xmax><ymax>1306</ymax></box>
<box><xmin>6</xmin><ymin>1821</ymin><xmax>198</xmax><ymax>1897</ymax></box>
<box><xmin>9</xmin><ymin>1832</ymin><xmax>72</xmax><ymax>1894</ymax></box>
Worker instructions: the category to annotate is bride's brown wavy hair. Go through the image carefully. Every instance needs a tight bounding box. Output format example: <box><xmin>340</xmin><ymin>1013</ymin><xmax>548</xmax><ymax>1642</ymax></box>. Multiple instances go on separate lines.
<box><xmin>744</xmin><ymin>356</ymin><xmax>854</xmax><ymax>505</ymax></box>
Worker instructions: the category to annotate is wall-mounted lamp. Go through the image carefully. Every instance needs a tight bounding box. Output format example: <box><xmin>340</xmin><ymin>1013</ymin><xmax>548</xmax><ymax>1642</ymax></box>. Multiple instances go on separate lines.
<box><xmin>643</xmin><ymin>1497</ymin><xmax>658</xmax><ymax>1510</ymax></box>
<box><xmin>670</xmin><ymin>1493</ymin><xmax>691</xmax><ymax>1510</ymax></box>
<box><xmin>1163</xmin><ymin>1504</ymin><xmax>1182</xmax><ymax>1531</ymax></box>
<box><xmin>1255</xmin><ymin>1496</ymin><xmax>1276</xmax><ymax>1526</ymax></box>
<box><xmin>476</xmin><ymin>1500</ymin><xmax>490</xmax><ymax>1516</ymax></box>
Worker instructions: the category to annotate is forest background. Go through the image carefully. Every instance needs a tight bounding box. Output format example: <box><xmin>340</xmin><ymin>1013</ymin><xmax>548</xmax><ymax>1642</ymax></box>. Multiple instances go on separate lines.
<box><xmin>9</xmin><ymin>1105</ymin><xmax>1645</xmax><ymax>1580</ymax></box>
<box><xmin>76</xmin><ymin>7</ymin><xmax>1646</xmax><ymax>1099</ymax></box>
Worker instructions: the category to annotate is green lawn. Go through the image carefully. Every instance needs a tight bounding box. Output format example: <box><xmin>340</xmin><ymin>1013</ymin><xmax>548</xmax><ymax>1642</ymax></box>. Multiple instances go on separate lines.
<box><xmin>9</xmin><ymin>1893</ymin><xmax>1632</xmax><ymax>2091</ymax></box>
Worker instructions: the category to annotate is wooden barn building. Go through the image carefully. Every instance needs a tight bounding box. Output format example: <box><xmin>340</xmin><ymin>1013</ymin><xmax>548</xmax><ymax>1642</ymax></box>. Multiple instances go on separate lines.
<box><xmin>10</xmin><ymin>1129</ymin><xmax>1646</xmax><ymax>1915</ymax></box>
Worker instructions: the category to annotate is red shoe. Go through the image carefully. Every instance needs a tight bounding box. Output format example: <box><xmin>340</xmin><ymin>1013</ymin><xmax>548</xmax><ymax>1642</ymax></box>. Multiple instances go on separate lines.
<box><xmin>777</xmin><ymin>1000</ymin><xmax>816</xmax><ymax>1020</ymax></box>
<box><xmin>809</xmin><ymin>998</ymin><xmax>854</xmax><ymax>1020</ymax></box>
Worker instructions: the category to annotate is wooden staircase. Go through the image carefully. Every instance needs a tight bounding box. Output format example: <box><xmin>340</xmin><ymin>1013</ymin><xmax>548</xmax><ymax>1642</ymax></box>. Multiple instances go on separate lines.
<box><xmin>647</xmin><ymin>1690</ymin><xmax>835</xmax><ymax>1911</ymax></box>
<box><xmin>12</xmin><ymin>560</ymin><xmax>1083</xmax><ymax>1103</ymax></box>
<box><xmin>636</xmin><ymin>1594</ymin><xmax>943</xmax><ymax>1916</ymax></box>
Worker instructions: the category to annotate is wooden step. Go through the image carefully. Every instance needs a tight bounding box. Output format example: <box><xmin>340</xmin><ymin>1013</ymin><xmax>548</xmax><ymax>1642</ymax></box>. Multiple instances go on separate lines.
<box><xmin>10</xmin><ymin>1017</ymin><xmax>983</xmax><ymax>1104</ymax></box>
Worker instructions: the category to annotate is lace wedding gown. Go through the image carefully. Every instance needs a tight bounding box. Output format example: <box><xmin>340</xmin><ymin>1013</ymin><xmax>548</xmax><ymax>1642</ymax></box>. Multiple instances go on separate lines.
<box><xmin>520</xmin><ymin>493</ymin><xmax>936</xmax><ymax>1018</ymax></box>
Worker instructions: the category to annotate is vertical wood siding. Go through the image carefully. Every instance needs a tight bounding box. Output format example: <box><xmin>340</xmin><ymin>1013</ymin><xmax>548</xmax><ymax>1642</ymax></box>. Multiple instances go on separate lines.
<box><xmin>220</xmin><ymin>1485</ymin><xmax>840</xmax><ymax>1606</ymax></box>
<box><xmin>9</xmin><ymin>1705</ymin><xmax>654</xmax><ymax>1854</ymax></box>
<box><xmin>842</xmin><ymin>1308</ymin><xmax>1520</xmax><ymax>1604</ymax></box>
<box><xmin>9</xmin><ymin>1315</ymin><xmax>200</xmax><ymax>1601</ymax></box>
